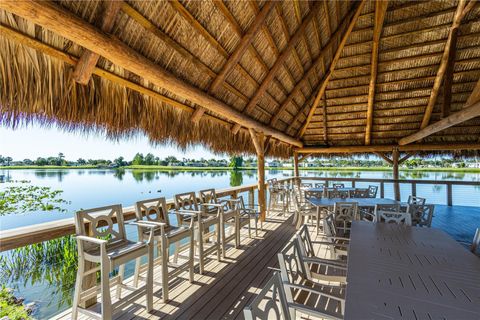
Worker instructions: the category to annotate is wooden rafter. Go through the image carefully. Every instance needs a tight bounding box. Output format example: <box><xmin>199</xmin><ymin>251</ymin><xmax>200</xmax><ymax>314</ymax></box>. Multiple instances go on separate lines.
<box><xmin>238</xmin><ymin>2</ymin><xmax>322</xmax><ymax>117</ymax></box>
<box><xmin>296</xmin><ymin>143</ymin><xmax>480</xmax><ymax>154</ymax></box>
<box><xmin>191</xmin><ymin>1</ymin><xmax>275</xmax><ymax>122</ymax></box>
<box><xmin>297</xmin><ymin>0</ymin><xmax>366</xmax><ymax>138</ymax></box>
<box><xmin>374</xmin><ymin>152</ymin><xmax>393</xmax><ymax>165</ymax></box>
<box><xmin>298</xmin><ymin>153</ymin><xmax>311</xmax><ymax>163</ymax></box>
<box><xmin>399</xmin><ymin>100</ymin><xmax>480</xmax><ymax>146</ymax></box>
<box><xmin>419</xmin><ymin>0</ymin><xmax>472</xmax><ymax>129</ymax></box>
<box><xmin>269</xmin><ymin>3</ymin><xmax>358</xmax><ymax>127</ymax></box>
<box><xmin>72</xmin><ymin>1</ymin><xmax>121</xmax><ymax>85</ymax></box>
<box><xmin>365</xmin><ymin>0</ymin><xmax>388</xmax><ymax>145</ymax></box>
<box><xmin>322</xmin><ymin>96</ymin><xmax>328</xmax><ymax>143</ymax></box>
<box><xmin>441</xmin><ymin>27</ymin><xmax>458</xmax><ymax>118</ymax></box>
<box><xmin>0</xmin><ymin>1</ymin><xmax>302</xmax><ymax>147</ymax></box>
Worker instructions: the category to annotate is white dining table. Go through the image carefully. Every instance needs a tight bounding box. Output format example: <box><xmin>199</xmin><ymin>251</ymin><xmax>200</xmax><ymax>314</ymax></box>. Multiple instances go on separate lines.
<box><xmin>345</xmin><ymin>221</ymin><xmax>480</xmax><ymax>319</ymax></box>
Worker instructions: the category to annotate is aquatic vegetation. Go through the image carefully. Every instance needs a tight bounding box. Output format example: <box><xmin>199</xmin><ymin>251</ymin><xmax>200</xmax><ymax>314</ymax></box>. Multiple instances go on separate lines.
<box><xmin>0</xmin><ymin>286</ymin><xmax>33</xmax><ymax>320</ymax></box>
<box><xmin>0</xmin><ymin>183</ymin><xmax>70</xmax><ymax>216</ymax></box>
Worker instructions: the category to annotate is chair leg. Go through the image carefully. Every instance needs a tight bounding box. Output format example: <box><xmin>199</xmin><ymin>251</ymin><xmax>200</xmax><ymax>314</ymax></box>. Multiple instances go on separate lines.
<box><xmin>116</xmin><ymin>264</ymin><xmax>125</xmax><ymax>299</ymax></box>
<box><xmin>133</xmin><ymin>257</ymin><xmax>141</xmax><ymax>287</ymax></box>
<box><xmin>189</xmin><ymin>231</ymin><xmax>194</xmax><ymax>283</ymax></box>
<box><xmin>71</xmin><ymin>256</ymin><xmax>84</xmax><ymax>320</ymax></box>
<box><xmin>161</xmin><ymin>238</ymin><xmax>169</xmax><ymax>303</ymax></box>
<box><xmin>295</xmin><ymin>214</ymin><xmax>304</xmax><ymax>230</ymax></box>
<box><xmin>216</xmin><ymin>223</ymin><xmax>221</xmax><ymax>262</ymax></box>
<box><xmin>173</xmin><ymin>240</ymin><xmax>180</xmax><ymax>264</ymax></box>
<box><xmin>235</xmin><ymin>217</ymin><xmax>240</xmax><ymax>248</ymax></box>
<box><xmin>220</xmin><ymin>218</ymin><xmax>226</xmax><ymax>259</ymax></box>
<box><xmin>100</xmin><ymin>259</ymin><xmax>112</xmax><ymax>320</ymax></box>
<box><xmin>198</xmin><ymin>224</ymin><xmax>205</xmax><ymax>275</ymax></box>
<box><xmin>146</xmin><ymin>243</ymin><xmax>153</xmax><ymax>312</ymax></box>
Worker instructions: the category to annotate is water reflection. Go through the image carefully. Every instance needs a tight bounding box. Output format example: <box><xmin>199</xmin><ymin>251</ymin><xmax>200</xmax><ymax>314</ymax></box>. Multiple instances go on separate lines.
<box><xmin>230</xmin><ymin>171</ymin><xmax>243</xmax><ymax>187</ymax></box>
<box><xmin>34</xmin><ymin>170</ymin><xmax>70</xmax><ymax>182</ymax></box>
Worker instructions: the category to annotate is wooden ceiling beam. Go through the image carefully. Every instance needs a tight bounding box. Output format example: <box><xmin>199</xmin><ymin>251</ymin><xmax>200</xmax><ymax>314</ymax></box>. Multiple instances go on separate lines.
<box><xmin>322</xmin><ymin>96</ymin><xmax>328</xmax><ymax>143</ymax></box>
<box><xmin>365</xmin><ymin>0</ymin><xmax>388</xmax><ymax>145</ymax></box>
<box><xmin>297</xmin><ymin>0</ymin><xmax>366</xmax><ymax>138</ymax></box>
<box><xmin>399</xmin><ymin>99</ymin><xmax>480</xmax><ymax>146</ymax></box>
<box><xmin>374</xmin><ymin>152</ymin><xmax>393</xmax><ymax>165</ymax></box>
<box><xmin>269</xmin><ymin>3</ymin><xmax>358</xmax><ymax>127</ymax></box>
<box><xmin>0</xmin><ymin>1</ymin><xmax>302</xmax><ymax>147</ymax></box>
<box><xmin>191</xmin><ymin>1</ymin><xmax>276</xmax><ymax>122</ymax></box>
<box><xmin>238</xmin><ymin>1</ymin><xmax>322</xmax><ymax>119</ymax></box>
<box><xmin>419</xmin><ymin>0</ymin><xmax>470</xmax><ymax>129</ymax></box>
<box><xmin>441</xmin><ymin>27</ymin><xmax>458</xmax><ymax>118</ymax></box>
<box><xmin>297</xmin><ymin>143</ymin><xmax>480</xmax><ymax>154</ymax></box>
<box><xmin>72</xmin><ymin>1</ymin><xmax>121</xmax><ymax>85</ymax></box>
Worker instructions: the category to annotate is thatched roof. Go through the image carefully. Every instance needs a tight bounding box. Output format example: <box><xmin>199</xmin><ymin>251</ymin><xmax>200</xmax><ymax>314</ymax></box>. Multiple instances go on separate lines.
<box><xmin>0</xmin><ymin>0</ymin><xmax>479</xmax><ymax>158</ymax></box>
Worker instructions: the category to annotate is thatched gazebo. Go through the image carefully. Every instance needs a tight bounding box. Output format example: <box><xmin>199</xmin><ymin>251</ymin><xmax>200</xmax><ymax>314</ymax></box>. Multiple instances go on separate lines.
<box><xmin>1</xmin><ymin>0</ymin><xmax>479</xmax><ymax>216</ymax></box>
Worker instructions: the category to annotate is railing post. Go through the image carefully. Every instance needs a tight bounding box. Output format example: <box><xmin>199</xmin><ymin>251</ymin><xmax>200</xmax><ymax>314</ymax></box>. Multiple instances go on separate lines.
<box><xmin>392</xmin><ymin>147</ymin><xmax>400</xmax><ymax>201</ymax></box>
<box><xmin>352</xmin><ymin>180</ymin><xmax>356</xmax><ymax>188</ymax></box>
<box><xmin>412</xmin><ymin>183</ymin><xmax>416</xmax><ymax>197</ymax></box>
<box><xmin>380</xmin><ymin>182</ymin><xmax>385</xmax><ymax>198</ymax></box>
<box><xmin>447</xmin><ymin>183</ymin><xmax>453</xmax><ymax>206</ymax></box>
<box><xmin>248</xmin><ymin>188</ymin><xmax>255</xmax><ymax>207</ymax></box>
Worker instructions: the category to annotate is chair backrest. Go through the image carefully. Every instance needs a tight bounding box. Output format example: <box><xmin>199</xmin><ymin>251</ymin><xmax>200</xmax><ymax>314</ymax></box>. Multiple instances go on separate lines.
<box><xmin>374</xmin><ymin>203</ymin><xmax>401</xmax><ymax>216</ymax></box>
<box><xmin>408</xmin><ymin>195</ymin><xmax>426</xmax><ymax>205</ymax></box>
<box><xmin>471</xmin><ymin>228</ymin><xmax>480</xmax><ymax>255</ymax></box>
<box><xmin>229</xmin><ymin>195</ymin><xmax>247</xmax><ymax>212</ymax></box>
<box><xmin>199</xmin><ymin>188</ymin><xmax>218</xmax><ymax>205</ymax></box>
<box><xmin>300</xmin><ymin>182</ymin><xmax>312</xmax><ymax>189</ymax></box>
<box><xmin>75</xmin><ymin>204</ymin><xmax>126</xmax><ymax>250</ymax></box>
<box><xmin>174</xmin><ymin>191</ymin><xmax>199</xmax><ymax>211</ymax></box>
<box><xmin>333</xmin><ymin>183</ymin><xmax>345</xmax><ymax>189</ymax></box>
<box><xmin>296</xmin><ymin>225</ymin><xmax>315</xmax><ymax>257</ymax></box>
<box><xmin>277</xmin><ymin>239</ymin><xmax>308</xmax><ymax>289</ymax></box>
<box><xmin>314</xmin><ymin>182</ymin><xmax>325</xmax><ymax>189</ymax></box>
<box><xmin>323</xmin><ymin>213</ymin><xmax>338</xmax><ymax>238</ymax></box>
<box><xmin>368</xmin><ymin>185</ymin><xmax>378</xmax><ymax>198</ymax></box>
<box><xmin>408</xmin><ymin>204</ymin><xmax>434</xmax><ymax>227</ymax></box>
<box><xmin>351</xmin><ymin>188</ymin><xmax>369</xmax><ymax>198</ymax></box>
<box><xmin>375</xmin><ymin>210</ymin><xmax>412</xmax><ymax>226</ymax></box>
<box><xmin>304</xmin><ymin>190</ymin><xmax>322</xmax><ymax>200</ymax></box>
<box><xmin>327</xmin><ymin>189</ymin><xmax>349</xmax><ymax>199</ymax></box>
<box><xmin>135</xmin><ymin>197</ymin><xmax>170</xmax><ymax>226</ymax></box>
<box><xmin>243</xmin><ymin>272</ymin><xmax>290</xmax><ymax>320</ymax></box>
<box><xmin>333</xmin><ymin>202</ymin><xmax>359</xmax><ymax>222</ymax></box>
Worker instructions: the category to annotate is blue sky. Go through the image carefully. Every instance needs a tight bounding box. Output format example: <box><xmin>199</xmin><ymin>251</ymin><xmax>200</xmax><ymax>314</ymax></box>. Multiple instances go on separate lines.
<box><xmin>0</xmin><ymin>124</ymin><xmax>221</xmax><ymax>161</ymax></box>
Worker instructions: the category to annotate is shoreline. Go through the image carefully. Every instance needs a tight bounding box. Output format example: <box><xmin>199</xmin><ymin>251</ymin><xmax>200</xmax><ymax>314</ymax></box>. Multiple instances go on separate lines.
<box><xmin>0</xmin><ymin>165</ymin><xmax>479</xmax><ymax>173</ymax></box>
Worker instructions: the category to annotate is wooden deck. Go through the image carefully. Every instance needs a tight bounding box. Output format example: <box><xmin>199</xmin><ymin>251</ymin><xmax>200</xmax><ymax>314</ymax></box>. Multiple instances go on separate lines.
<box><xmin>51</xmin><ymin>203</ymin><xmax>479</xmax><ymax>320</ymax></box>
<box><xmin>53</xmin><ymin>209</ymin><xmax>302</xmax><ymax>320</ymax></box>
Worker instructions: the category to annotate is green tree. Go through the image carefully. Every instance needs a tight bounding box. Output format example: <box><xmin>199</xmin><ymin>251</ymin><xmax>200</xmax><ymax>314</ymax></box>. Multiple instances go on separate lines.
<box><xmin>35</xmin><ymin>157</ymin><xmax>48</xmax><ymax>166</ymax></box>
<box><xmin>57</xmin><ymin>152</ymin><xmax>65</xmax><ymax>166</ymax></box>
<box><xmin>5</xmin><ymin>157</ymin><xmax>12</xmax><ymax>166</ymax></box>
<box><xmin>229</xmin><ymin>156</ymin><xmax>243</xmax><ymax>170</ymax></box>
<box><xmin>144</xmin><ymin>153</ymin><xmax>155</xmax><ymax>165</ymax></box>
<box><xmin>132</xmin><ymin>153</ymin><xmax>144</xmax><ymax>165</ymax></box>
<box><xmin>113</xmin><ymin>156</ymin><xmax>125</xmax><ymax>167</ymax></box>
<box><xmin>76</xmin><ymin>158</ymin><xmax>86</xmax><ymax>165</ymax></box>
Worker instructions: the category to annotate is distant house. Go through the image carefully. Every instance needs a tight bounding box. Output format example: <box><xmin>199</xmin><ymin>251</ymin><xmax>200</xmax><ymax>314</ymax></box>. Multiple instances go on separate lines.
<box><xmin>267</xmin><ymin>161</ymin><xmax>281</xmax><ymax>167</ymax></box>
<box><xmin>301</xmin><ymin>162</ymin><xmax>316</xmax><ymax>167</ymax></box>
<box><xmin>169</xmin><ymin>162</ymin><xmax>183</xmax><ymax>166</ymax></box>
<box><xmin>185</xmin><ymin>162</ymin><xmax>206</xmax><ymax>167</ymax></box>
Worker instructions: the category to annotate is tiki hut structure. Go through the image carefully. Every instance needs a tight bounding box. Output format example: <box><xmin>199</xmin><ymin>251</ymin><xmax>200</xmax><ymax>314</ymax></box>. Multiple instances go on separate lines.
<box><xmin>1</xmin><ymin>0</ymin><xmax>480</xmax><ymax>214</ymax></box>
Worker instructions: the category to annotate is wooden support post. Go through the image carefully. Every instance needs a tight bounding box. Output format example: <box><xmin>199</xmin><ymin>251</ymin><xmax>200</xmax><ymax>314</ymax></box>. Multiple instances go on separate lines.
<box><xmin>249</xmin><ymin>129</ymin><xmax>266</xmax><ymax>221</ymax></box>
<box><xmin>447</xmin><ymin>183</ymin><xmax>453</xmax><ymax>206</ymax></box>
<box><xmin>293</xmin><ymin>153</ymin><xmax>300</xmax><ymax>178</ymax></box>
<box><xmin>380</xmin><ymin>182</ymin><xmax>385</xmax><ymax>198</ymax></box>
<box><xmin>392</xmin><ymin>147</ymin><xmax>400</xmax><ymax>201</ymax></box>
<box><xmin>365</xmin><ymin>0</ymin><xmax>388</xmax><ymax>145</ymax></box>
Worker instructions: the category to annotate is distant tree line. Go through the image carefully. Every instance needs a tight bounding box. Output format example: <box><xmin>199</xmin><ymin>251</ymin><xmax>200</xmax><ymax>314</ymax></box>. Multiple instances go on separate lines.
<box><xmin>0</xmin><ymin>153</ymin><xmax>477</xmax><ymax>169</ymax></box>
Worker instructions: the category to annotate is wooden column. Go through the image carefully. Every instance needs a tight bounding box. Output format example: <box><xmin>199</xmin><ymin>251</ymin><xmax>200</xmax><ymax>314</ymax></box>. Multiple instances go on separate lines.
<box><xmin>392</xmin><ymin>147</ymin><xmax>400</xmax><ymax>201</ymax></box>
<box><xmin>249</xmin><ymin>129</ymin><xmax>266</xmax><ymax>221</ymax></box>
<box><xmin>293</xmin><ymin>153</ymin><xmax>300</xmax><ymax>178</ymax></box>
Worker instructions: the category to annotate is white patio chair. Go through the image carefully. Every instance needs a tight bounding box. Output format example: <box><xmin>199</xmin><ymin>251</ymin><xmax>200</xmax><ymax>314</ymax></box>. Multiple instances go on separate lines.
<box><xmin>296</xmin><ymin>224</ymin><xmax>348</xmax><ymax>269</ymax></box>
<box><xmin>407</xmin><ymin>204</ymin><xmax>435</xmax><ymax>227</ymax></box>
<box><xmin>314</xmin><ymin>182</ymin><xmax>326</xmax><ymax>189</ymax></box>
<box><xmin>300</xmin><ymin>182</ymin><xmax>313</xmax><ymax>189</ymax></box>
<box><xmin>227</xmin><ymin>195</ymin><xmax>259</xmax><ymax>238</ymax></box>
<box><xmin>471</xmin><ymin>228</ymin><xmax>479</xmax><ymax>255</ymax></box>
<box><xmin>333</xmin><ymin>183</ymin><xmax>345</xmax><ymax>189</ymax></box>
<box><xmin>277</xmin><ymin>239</ymin><xmax>345</xmax><ymax>320</ymax></box>
<box><xmin>243</xmin><ymin>272</ymin><xmax>290</xmax><ymax>320</ymax></box>
<box><xmin>268</xmin><ymin>179</ymin><xmax>288</xmax><ymax>214</ymax></box>
<box><xmin>351</xmin><ymin>188</ymin><xmax>369</xmax><ymax>198</ymax></box>
<box><xmin>333</xmin><ymin>201</ymin><xmax>359</xmax><ymax>235</ymax></box>
<box><xmin>368</xmin><ymin>185</ymin><xmax>378</xmax><ymax>198</ymax></box>
<box><xmin>321</xmin><ymin>214</ymin><xmax>349</xmax><ymax>260</ymax></box>
<box><xmin>199</xmin><ymin>188</ymin><xmax>239</xmax><ymax>258</ymax></box>
<box><xmin>375</xmin><ymin>210</ymin><xmax>412</xmax><ymax>226</ymax></box>
<box><xmin>72</xmin><ymin>205</ymin><xmax>154</xmax><ymax>320</ymax></box>
<box><xmin>293</xmin><ymin>194</ymin><xmax>318</xmax><ymax>231</ymax></box>
<box><xmin>174</xmin><ymin>192</ymin><xmax>221</xmax><ymax>274</ymax></box>
<box><xmin>133</xmin><ymin>197</ymin><xmax>194</xmax><ymax>302</ymax></box>
<box><xmin>408</xmin><ymin>195</ymin><xmax>426</xmax><ymax>205</ymax></box>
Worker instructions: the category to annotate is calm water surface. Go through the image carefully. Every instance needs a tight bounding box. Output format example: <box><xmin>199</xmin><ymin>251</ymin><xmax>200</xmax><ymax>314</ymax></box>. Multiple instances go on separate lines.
<box><xmin>0</xmin><ymin>168</ymin><xmax>479</xmax><ymax>318</ymax></box>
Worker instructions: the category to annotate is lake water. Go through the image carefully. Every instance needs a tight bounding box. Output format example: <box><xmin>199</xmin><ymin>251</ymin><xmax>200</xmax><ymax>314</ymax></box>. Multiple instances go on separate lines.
<box><xmin>0</xmin><ymin>168</ymin><xmax>479</xmax><ymax>318</ymax></box>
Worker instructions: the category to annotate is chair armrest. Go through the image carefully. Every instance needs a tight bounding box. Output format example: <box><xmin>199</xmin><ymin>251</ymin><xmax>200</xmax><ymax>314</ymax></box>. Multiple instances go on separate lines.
<box><xmin>175</xmin><ymin>209</ymin><xmax>201</xmax><ymax>216</ymax></box>
<box><xmin>76</xmin><ymin>235</ymin><xmax>107</xmax><ymax>245</ymax></box>
<box><xmin>127</xmin><ymin>220</ymin><xmax>164</xmax><ymax>228</ymax></box>
<box><xmin>303</xmin><ymin>257</ymin><xmax>347</xmax><ymax>270</ymax></box>
<box><xmin>283</xmin><ymin>283</ymin><xmax>345</xmax><ymax>301</ymax></box>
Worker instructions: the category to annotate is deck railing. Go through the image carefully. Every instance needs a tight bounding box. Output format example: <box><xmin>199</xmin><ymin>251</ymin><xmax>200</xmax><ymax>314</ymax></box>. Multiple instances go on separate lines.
<box><xmin>1</xmin><ymin>176</ymin><xmax>478</xmax><ymax>252</ymax></box>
